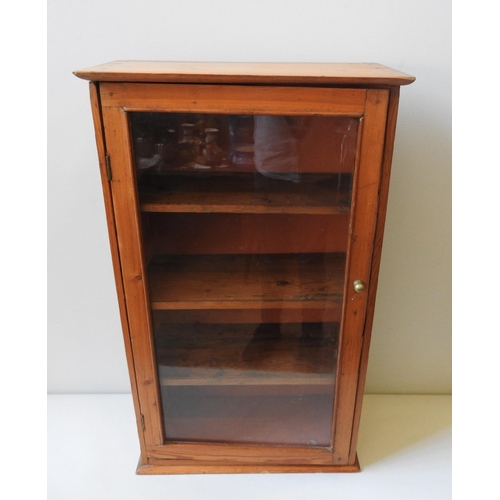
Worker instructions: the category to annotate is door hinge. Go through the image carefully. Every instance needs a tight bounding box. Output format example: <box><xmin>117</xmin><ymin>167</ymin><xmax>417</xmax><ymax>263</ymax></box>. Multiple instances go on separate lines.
<box><xmin>105</xmin><ymin>155</ymin><xmax>112</xmax><ymax>181</ymax></box>
<box><xmin>140</xmin><ymin>413</ymin><xmax>145</xmax><ymax>432</ymax></box>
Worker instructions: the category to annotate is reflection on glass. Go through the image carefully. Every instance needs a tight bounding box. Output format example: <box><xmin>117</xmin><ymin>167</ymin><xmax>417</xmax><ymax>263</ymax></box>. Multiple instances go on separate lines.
<box><xmin>155</xmin><ymin>318</ymin><xmax>339</xmax><ymax>446</ymax></box>
<box><xmin>131</xmin><ymin>112</ymin><xmax>358</xmax><ymax>447</ymax></box>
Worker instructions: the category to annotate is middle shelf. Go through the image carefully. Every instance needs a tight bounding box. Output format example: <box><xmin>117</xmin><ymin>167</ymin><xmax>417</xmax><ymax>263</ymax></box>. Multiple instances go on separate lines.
<box><xmin>147</xmin><ymin>253</ymin><xmax>346</xmax><ymax>311</ymax></box>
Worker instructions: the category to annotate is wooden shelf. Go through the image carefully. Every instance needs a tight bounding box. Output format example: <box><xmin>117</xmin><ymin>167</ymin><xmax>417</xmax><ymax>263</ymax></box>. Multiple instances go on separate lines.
<box><xmin>148</xmin><ymin>253</ymin><xmax>346</xmax><ymax>311</ymax></box>
<box><xmin>139</xmin><ymin>174</ymin><xmax>351</xmax><ymax>214</ymax></box>
<box><xmin>156</xmin><ymin>322</ymin><xmax>338</xmax><ymax>387</ymax></box>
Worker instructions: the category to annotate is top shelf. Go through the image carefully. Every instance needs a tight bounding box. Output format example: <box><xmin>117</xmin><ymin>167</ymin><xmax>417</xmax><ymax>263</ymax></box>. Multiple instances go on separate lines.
<box><xmin>138</xmin><ymin>173</ymin><xmax>351</xmax><ymax>215</ymax></box>
<box><xmin>74</xmin><ymin>61</ymin><xmax>415</xmax><ymax>86</ymax></box>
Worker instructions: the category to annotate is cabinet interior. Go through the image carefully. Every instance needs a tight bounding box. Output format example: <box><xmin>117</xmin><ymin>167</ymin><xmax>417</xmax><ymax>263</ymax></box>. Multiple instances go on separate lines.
<box><xmin>131</xmin><ymin>111</ymin><xmax>355</xmax><ymax>447</ymax></box>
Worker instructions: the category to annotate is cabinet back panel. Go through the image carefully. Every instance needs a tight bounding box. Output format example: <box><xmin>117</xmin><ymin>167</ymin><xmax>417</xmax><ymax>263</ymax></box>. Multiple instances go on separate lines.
<box><xmin>141</xmin><ymin>213</ymin><xmax>349</xmax><ymax>256</ymax></box>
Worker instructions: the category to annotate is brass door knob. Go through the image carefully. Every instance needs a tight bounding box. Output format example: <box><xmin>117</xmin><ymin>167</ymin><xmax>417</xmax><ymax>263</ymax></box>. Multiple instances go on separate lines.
<box><xmin>353</xmin><ymin>280</ymin><xmax>365</xmax><ymax>293</ymax></box>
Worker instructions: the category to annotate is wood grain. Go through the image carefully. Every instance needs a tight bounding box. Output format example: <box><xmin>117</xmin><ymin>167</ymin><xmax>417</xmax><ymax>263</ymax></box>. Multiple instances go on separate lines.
<box><xmin>74</xmin><ymin>60</ymin><xmax>415</xmax><ymax>86</ymax></box>
<box><xmin>88</xmin><ymin>82</ymin><xmax>149</xmax><ymax>464</ymax></box>
<box><xmin>99</xmin><ymin>83</ymin><xmax>367</xmax><ymax>116</ymax></box>
<box><xmin>147</xmin><ymin>253</ymin><xmax>346</xmax><ymax>310</ymax></box>
<box><xmin>155</xmin><ymin>322</ymin><xmax>338</xmax><ymax>386</ymax></box>
<box><xmin>331</xmin><ymin>89</ymin><xmax>389</xmax><ymax>464</ymax></box>
<box><xmin>142</xmin><ymin>213</ymin><xmax>349</xmax><ymax>256</ymax></box>
<box><xmin>139</xmin><ymin>174</ymin><xmax>351</xmax><ymax>215</ymax></box>
<box><xmin>144</xmin><ymin>444</ymin><xmax>335</xmax><ymax>466</ymax></box>
<box><xmin>101</xmin><ymin>105</ymin><xmax>164</xmax><ymax>446</ymax></box>
<box><xmin>137</xmin><ymin>455</ymin><xmax>361</xmax><ymax>474</ymax></box>
<box><xmin>348</xmin><ymin>87</ymin><xmax>401</xmax><ymax>463</ymax></box>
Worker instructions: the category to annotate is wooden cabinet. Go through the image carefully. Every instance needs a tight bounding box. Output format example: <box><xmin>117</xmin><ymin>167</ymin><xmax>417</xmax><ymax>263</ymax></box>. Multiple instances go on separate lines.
<box><xmin>74</xmin><ymin>61</ymin><xmax>415</xmax><ymax>474</ymax></box>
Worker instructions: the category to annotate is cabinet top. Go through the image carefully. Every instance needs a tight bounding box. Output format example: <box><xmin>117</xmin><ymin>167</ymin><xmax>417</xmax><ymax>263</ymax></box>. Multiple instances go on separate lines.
<box><xmin>73</xmin><ymin>61</ymin><xmax>415</xmax><ymax>86</ymax></box>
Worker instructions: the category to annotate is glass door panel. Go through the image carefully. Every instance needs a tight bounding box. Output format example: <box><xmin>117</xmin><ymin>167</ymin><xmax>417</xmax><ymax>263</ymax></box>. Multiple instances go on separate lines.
<box><xmin>130</xmin><ymin>112</ymin><xmax>359</xmax><ymax>447</ymax></box>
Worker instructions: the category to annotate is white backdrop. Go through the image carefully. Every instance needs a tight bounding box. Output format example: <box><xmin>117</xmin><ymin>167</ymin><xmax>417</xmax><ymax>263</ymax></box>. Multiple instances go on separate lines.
<box><xmin>48</xmin><ymin>0</ymin><xmax>451</xmax><ymax>394</ymax></box>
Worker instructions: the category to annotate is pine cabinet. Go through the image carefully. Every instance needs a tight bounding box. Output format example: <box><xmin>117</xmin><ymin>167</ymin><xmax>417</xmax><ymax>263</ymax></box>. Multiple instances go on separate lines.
<box><xmin>74</xmin><ymin>61</ymin><xmax>415</xmax><ymax>474</ymax></box>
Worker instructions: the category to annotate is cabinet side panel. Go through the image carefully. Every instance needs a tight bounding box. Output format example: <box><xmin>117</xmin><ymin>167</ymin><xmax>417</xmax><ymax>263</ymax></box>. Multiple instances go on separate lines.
<box><xmin>100</xmin><ymin>103</ymin><xmax>163</xmax><ymax>447</ymax></box>
<box><xmin>89</xmin><ymin>82</ymin><xmax>149</xmax><ymax>462</ymax></box>
<box><xmin>348</xmin><ymin>87</ymin><xmax>401</xmax><ymax>463</ymax></box>
<box><xmin>332</xmin><ymin>89</ymin><xmax>389</xmax><ymax>464</ymax></box>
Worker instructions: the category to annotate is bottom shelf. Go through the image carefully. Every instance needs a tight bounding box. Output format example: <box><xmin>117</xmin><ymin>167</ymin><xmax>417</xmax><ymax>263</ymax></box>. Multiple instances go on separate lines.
<box><xmin>155</xmin><ymin>322</ymin><xmax>339</xmax><ymax>386</ymax></box>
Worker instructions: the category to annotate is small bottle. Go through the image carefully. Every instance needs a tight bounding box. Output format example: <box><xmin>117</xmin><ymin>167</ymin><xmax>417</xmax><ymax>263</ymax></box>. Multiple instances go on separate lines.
<box><xmin>178</xmin><ymin>123</ymin><xmax>201</xmax><ymax>164</ymax></box>
<box><xmin>228</xmin><ymin>115</ymin><xmax>254</xmax><ymax>166</ymax></box>
<box><xmin>155</xmin><ymin>128</ymin><xmax>178</xmax><ymax>169</ymax></box>
<box><xmin>202</xmin><ymin>128</ymin><xmax>223</xmax><ymax>165</ymax></box>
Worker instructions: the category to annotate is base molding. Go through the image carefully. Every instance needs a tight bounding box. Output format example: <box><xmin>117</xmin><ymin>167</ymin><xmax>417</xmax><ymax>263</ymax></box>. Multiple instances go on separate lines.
<box><xmin>136</xmin><ymin>455</ymin><xmax>360</xmax><ymax>474</ymax></box>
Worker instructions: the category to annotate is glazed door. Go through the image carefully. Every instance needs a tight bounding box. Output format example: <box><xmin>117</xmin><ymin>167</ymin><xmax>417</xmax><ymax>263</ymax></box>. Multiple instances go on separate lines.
<box><xmin>99</xmin><ymin>84</ymin><xmax>388</xmax><ymax>466</ymax></box>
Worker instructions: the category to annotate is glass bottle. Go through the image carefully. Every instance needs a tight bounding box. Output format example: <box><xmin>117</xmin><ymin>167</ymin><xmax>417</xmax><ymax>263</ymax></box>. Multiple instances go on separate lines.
<box><xmin>178</xmin><ymin>123</ymin><xmax>201</xmax><ymax>165</ymax></box>
<box><xmin>202</xmin><ymin>128</ymin><xmax>223</xmax><ymax>166</ymax></box>
<box><xmin>155</xmin><ymin>128</ymin><xmax>178</xmax><ymax>170</ymax></box>
<box><xmin>228</xmin><ymin>115</ymin><xmax>254</xmax><ymax>166</ymax></box>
